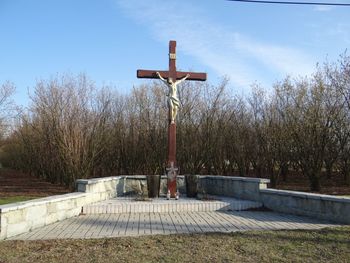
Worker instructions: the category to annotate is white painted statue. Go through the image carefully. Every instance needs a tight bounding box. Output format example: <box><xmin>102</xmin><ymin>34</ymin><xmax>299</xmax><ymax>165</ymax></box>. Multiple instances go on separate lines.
<box><xmin>156</xmin><ymin>72</ymin><xmax>189</xmax><ymax>123</ymax></box>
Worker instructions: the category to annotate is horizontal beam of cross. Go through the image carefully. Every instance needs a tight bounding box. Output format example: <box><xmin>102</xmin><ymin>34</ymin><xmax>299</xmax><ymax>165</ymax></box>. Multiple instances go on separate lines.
<box><xmin>137</xmin><ymin>70</ymin><xmax>207</xmax><ymax>82</ymax></box>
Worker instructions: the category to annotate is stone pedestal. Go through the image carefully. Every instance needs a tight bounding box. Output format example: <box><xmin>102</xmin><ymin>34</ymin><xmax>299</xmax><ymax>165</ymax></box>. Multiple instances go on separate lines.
<box><xmin>166</xmin><ymin>165</ymin><xmax>178</xmax><ymax>198</ymax></box>
<box><xmin>167</xmin><ymin>122</ymin><xmax>177</xmax><ymax>197</ymax></box>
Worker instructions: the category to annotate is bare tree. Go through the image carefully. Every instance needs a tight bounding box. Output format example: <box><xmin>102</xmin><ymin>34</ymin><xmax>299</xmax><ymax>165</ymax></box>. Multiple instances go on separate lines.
<box><xmin>2</xmin><ymin>54</ymin><xmax>349</xmax><ymax>192</ymax></box>
<box><xmin>0</xmin><ymin>81</ymin><xmax>15</xmax><ymax>144</ymax></box>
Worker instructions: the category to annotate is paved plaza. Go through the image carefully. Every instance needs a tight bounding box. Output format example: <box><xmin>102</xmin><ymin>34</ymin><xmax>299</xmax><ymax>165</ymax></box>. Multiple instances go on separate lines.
<box><xmin>7</xmin><ymin>210</ymin><xmax>340</xmax><ymax>240</ymax></box>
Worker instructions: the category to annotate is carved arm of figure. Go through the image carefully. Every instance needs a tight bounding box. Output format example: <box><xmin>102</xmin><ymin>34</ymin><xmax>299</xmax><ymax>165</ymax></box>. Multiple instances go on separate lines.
<box><xmin>174</xmin><ymin>74</ymin><xmax>190</xmax><ymax>85</ymax></box>
<box><xmin>156</xmin><ymin>72</ymin><xmax>168</xmax><ymax>84</ymax></box>
<box><xmin>157</xmin><ymin>72</ymin><xmax>190</xmax><ymax>85</ymax></box>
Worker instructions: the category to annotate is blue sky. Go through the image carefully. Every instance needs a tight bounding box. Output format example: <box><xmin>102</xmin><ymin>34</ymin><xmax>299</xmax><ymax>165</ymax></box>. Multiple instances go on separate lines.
<box><xmin>0</xmin><ymin>0</ymin><xmax>349</xmax><ymax>105</ymax></box>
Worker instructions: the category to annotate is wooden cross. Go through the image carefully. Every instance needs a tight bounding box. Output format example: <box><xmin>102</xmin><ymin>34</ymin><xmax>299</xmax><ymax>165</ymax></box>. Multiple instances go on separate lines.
<box><xmin>137</xmin><ymin>40</ymin><xmax>207</xmax><ymax>197</ymax></box>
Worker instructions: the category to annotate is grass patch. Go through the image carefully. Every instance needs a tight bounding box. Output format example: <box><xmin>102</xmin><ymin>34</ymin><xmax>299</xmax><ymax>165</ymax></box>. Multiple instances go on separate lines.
<box><xmin>0</xmin><ymin>196</ymin><xmax>39</xmax><ymax>205</ymax></box>
<box><xmin>0</xmin><ymin>227</ymin><xmax>349</xmax><ymax>263</ymax></box>
<box><xmin>336</xmin><ymin>195</ymin><xmax>350</xmax><ymax>199</ymax></box>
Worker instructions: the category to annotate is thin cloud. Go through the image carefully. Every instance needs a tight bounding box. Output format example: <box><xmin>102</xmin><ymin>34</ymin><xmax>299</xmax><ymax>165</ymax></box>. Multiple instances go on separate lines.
<box><xmin>116</xmin><ymin>0</ymin><xmax>315</xmax><ymax>90</ymax></box>
<box><xmin>313</xmin><ymin>6</ymin><xmax>334</xmax><ymax>12</ymax></box>
<box><xmin>235</xmin><ymin>36</ymin><xmax>315</xmax><ymax>76</ymax></box>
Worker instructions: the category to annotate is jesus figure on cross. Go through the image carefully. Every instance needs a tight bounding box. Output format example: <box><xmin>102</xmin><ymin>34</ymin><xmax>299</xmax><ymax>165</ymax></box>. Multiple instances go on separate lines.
<box><xmin>156</xmin><ymin>72</ymin><xmax>189</xmax><ymax>123</ymax></box>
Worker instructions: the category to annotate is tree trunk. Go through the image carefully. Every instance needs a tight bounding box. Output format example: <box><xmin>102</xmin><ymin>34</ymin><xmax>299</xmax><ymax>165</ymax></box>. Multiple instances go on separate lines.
<box><xmin>281</xmin><ymin>163</ymin><xmax>288</xmax><ymax>182</ymax></box>
<box><xmin>270</xmin><ymin>168</ymin><xmax>278</xmax><ymax>188</ymax></box>
<box><xmin>245</xmin><ymin>164</ymin><xmax>250</xmax><ymax>177</ymax></box>
<box><xmin>325</xmin><ymin>161</ymin><xmax>334</xmax><ymax>179</ymax></box>
<box><xmin>237</xmin><ymin>163</ymin><xmax>245</xmax><ymax>177</ymax></box>
<box><xmin>309</xmin><ymin>173</ymin><xmax>321</xmax><ymax>192</ymax></box>
<box><xmin>147</xmin><ymin>175</ymin><xmax>161</xmax><ymax>198</ymax></box>
<box><xmin>253</xmin><ymin>162</ymin><xmax>262</xmax><ymax>178</ymax></box>
<box><xmin>342</xmin><ymin>162</ymin><xmax>350</xmax><ymax>186</ymax></box>
<box><xmin>185</xmin><ymin>174</ymin><xmax>199</xmax><ymax>197</ymax></box>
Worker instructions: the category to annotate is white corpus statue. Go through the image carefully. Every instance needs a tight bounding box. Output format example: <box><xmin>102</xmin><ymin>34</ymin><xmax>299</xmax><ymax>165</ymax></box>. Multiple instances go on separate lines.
<box><xmin>156</xmin><ymin>72</ymin><xmax>189</xmax><ymax>123</ymax></box>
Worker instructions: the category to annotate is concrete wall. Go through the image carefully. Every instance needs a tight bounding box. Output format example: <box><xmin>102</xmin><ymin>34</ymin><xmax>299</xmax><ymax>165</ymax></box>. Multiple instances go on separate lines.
<box><xmin>120</xmin><ymin>176</ymin><xmax>186</xmax><ymax>196</ymax></box>
<box><xmin>1</xmin><ymin>174</ymin><xmax>267</xmax><ymax>239</ymax></box>
<box><xmin>2</xmin><ymin>174</ymin><xmax>348</xmax><ymax>240</ymax></box>
<box><xmin>0</xmin><ymin>193</ymin><xmax>89</xmax><ymax>239</ymax></box>
<box><xmin>76</xmin><ymin>176</ymin><xmax>350</xmax><ymax>225</ymax></box>
<box><xmin>0</xmin><ymin>176</ymin><xmax>121</xmax><ymax>240</ymax></box>
<box><xmin>261</xmin><ymin>189</ymin><xmax>350</xmax><ymax>224</ymax></box>
<box><xmin>120</xmin><ymin>175</ymin><xmax>267</xmax><ymax>200</ymax></box>
<box><xmin>78</xmin><ymin>176</ymin><xmax>349</xmax><ymax>224</ymax></box>
<box><xmin>199</xmin><ymin>176</ymin><xmax>270</xmax><ymax>202</ymax></box>
<box><xmin>76</xmin><ymin>176</ymin><xmax>120</xmax><ymax>198</ymax></box>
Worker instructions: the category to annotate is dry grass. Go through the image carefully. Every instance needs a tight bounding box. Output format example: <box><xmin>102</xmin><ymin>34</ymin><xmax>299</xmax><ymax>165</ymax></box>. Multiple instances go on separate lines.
<box><xmin>0</xmin><ymin>196</ymin><xmax>40</xmax><ymax>205</ymax></box>
<box><xmin>0</xmin><ymin>227</ymin><xmax>349</xmax><ymax>263</ymax></box>
<box><xmin>0</xmin><ymin>169</ymin><xmax>70</xmax><ymax>198</ymax></box>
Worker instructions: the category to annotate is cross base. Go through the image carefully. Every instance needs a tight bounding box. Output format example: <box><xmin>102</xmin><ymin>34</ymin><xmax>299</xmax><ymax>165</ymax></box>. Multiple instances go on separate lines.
<box><xmin>166</xmin><ymin>164</ymin><xmax>178</xmax><ymax>198</ymax></box>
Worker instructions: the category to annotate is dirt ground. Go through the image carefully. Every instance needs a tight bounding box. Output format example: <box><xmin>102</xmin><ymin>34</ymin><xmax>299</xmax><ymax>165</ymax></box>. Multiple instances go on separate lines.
<box><xmin>0</xmin><ymin>169</ymin><xmax>70</xmax><ymax>198</ymax></box>
<box><xmin>268</xmin><ymin>172</ymin><xmax>350</xmax><ymax>196</ymax></box>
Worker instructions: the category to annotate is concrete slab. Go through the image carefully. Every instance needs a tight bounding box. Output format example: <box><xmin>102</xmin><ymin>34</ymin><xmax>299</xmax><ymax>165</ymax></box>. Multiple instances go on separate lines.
<box><xmin>7</xmin><ymin>211</ymin><xmax>342</xmax><ymax>240</ymax></box>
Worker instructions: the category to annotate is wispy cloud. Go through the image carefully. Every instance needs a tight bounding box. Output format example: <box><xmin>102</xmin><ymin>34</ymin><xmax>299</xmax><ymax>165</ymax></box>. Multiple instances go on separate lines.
<box><xmin>313</xmin><ymin>5</ymin><xmax>334</xmax><ymax>12</ymax></box>
<box><xmin>116</xmin><ymin>0</ymin><xmax>315</xmax><ymax>91</ymax></box>
<box><xmin>235</xmin><ymin>36</ymin><xmax>315</xmax><ymax>76</ymax></box>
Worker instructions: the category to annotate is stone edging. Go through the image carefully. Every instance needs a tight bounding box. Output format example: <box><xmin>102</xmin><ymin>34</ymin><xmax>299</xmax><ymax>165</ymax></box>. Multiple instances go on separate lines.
<box><xmin>200</xmin><ymin>176</ymin><xmax>270</xmax><ymax>183</ymax></box>
<box><xmin>1</xmin><ymin>175</ymin><xmax>348</xmax><ymax>240</ymax></box>
<box><xmin>260</xmin><ymin>189</ymin><xmax>350</xmax><ymax>203</ymax></box>
<box><xmin>260</xmin><ymin>188</ymin><xmax>350</xmax><ymax>224</ymax></box>
<box><xmin>0</xmin><ymin>193</ymin><xmax>88</xmax><ymax>212</ymax></box>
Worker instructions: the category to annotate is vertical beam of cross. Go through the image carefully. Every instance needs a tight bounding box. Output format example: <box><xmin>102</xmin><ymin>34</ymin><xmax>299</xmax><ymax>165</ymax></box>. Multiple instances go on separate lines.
<box><xmin>167</xmin><ymin>41</ymin><xmax>177</xmax><ymax>171</ymax></box>
<box><xmin>169</xmin><ymin>41</ymin><xmax>177</xmax><ymax>82</ymax></box>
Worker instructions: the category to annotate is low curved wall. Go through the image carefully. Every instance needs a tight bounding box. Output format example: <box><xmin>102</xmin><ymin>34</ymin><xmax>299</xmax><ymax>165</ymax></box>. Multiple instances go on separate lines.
<box><xmin>0</xmin><ymin>193</ymin><xmax>89</xmax><ymax>239</ymax></box>
<box><xmin>0</xmin><ymin>177</ymin><xmax>121</xmax><ymax>240</ymax></box>
<box><xmin>199</xmin><ymin>176</ymin><xmax>270</xmax><ymax>202</ymax></box>
<box><xmin>85</xmin><ymin>175</ymin><xmax>269</xmax><ymax>200</ymax></box>
<box><xmin>1</xmin><ymin>175</ymin><xmax>348</xmax><ymax>240</ymax></box>
<box><xmin>261</xmin><ymin>189</ymin><xmax>350</xmax><ymax>224</ymax></box>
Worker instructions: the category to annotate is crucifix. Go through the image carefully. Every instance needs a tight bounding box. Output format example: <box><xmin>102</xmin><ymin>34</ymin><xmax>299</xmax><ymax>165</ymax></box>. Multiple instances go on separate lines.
<box><xmin>137</xmin><ymin>40</ymin><xmax>207</xmax><ymax>197</ymax></box>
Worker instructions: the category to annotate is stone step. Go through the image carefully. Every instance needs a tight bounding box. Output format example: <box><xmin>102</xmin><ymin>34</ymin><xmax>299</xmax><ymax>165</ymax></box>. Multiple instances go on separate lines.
<box><xmin>82</xmin><ymin>196</ymin><xmax>263</xmax><ymax>214</ymax></box>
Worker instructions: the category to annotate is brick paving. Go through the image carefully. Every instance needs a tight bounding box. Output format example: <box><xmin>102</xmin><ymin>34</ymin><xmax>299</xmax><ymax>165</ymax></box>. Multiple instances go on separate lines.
<box><xmin>7</xmin><ymin>210</ymin><xmax>340</xmax><ymax>240</ymax></box>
